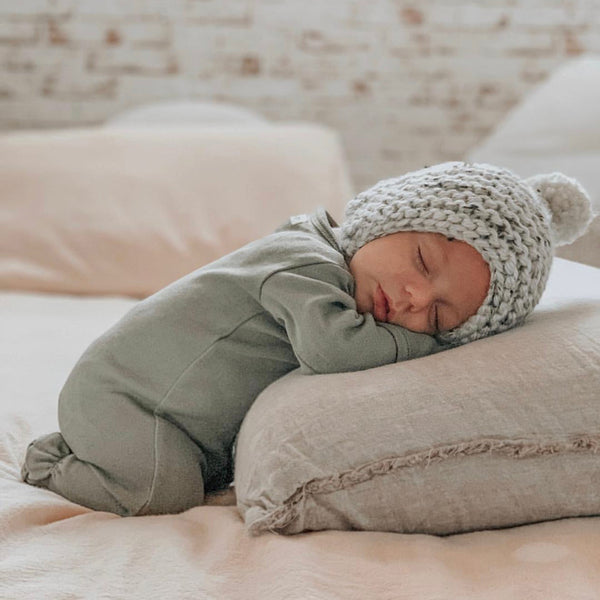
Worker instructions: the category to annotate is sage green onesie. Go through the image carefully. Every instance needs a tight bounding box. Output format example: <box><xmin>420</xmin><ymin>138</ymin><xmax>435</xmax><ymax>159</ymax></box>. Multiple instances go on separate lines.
<box><xmin>21</xmin><ymin>207</ymin><xmax>441</xmax><ymax>516</ymax></box>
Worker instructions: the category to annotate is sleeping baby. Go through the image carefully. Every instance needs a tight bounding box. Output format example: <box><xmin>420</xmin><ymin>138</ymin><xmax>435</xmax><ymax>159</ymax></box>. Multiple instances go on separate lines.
<box><xmin>21</xmin><ymin>161</ymin><xmax>592</xmax><ymax>516</ymax></box>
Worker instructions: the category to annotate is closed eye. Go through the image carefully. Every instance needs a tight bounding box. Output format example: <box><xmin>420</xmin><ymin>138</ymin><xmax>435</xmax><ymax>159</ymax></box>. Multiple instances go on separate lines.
<box><xmin>419</xmin><ymin>245</ymin><xmax>441</xmax><ymax>334</ymax></box>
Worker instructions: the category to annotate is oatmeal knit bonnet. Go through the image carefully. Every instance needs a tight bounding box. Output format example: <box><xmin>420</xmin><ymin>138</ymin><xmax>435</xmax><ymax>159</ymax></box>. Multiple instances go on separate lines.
<box><xmin>339</xmin><ymin>161</ymin><xmax>594</xmax><ymax>346</ymax></box>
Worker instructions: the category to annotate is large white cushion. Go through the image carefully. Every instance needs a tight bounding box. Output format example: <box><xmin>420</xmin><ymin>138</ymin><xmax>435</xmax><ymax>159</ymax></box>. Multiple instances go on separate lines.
<box><xmin>0</xmin><ymin>125</ymin><xmax>353</xmax><ymax>297</ymax></box>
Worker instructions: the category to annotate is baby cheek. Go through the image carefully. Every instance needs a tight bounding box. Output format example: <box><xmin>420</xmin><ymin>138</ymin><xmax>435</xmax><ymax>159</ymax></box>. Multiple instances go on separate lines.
<box><xmin>392</xmin><ymin>311</ymin><xmax>430</xmax><ymax>334</ymax></box>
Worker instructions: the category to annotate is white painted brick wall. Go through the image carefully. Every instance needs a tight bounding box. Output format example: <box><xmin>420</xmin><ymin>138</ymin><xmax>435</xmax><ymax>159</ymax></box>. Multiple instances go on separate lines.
<box><xmin>0</xmin><ymin>0</ymin><xmax>598</xmax><ymax>191</ymax></box>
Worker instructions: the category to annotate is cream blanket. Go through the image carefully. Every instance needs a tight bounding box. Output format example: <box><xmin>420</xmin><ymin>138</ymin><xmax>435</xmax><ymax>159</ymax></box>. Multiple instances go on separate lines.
<box><xmin>2</xmin><ymin>290</ymin><xmax>600</xmax><ymax>599</ymax></box>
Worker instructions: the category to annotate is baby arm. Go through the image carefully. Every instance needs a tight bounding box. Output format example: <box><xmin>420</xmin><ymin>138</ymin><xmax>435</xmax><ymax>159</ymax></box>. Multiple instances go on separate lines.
<box><xmin>260</xmin><ymin>262</ymin><xmax>443</xmax><ymax>375</ymax></box>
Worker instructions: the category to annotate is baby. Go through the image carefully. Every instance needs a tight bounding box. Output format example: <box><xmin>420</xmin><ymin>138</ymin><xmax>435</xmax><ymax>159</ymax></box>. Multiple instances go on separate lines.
<box><xmin>21</xmin><ymin>161</ymin><xmax>592</xmax><ymax>517</ymax></box>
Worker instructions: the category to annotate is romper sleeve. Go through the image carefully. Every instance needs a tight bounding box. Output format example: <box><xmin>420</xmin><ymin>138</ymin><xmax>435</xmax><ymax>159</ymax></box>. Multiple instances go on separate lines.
<box><xmin>259</xmin><ymin>262</ymin><xmax>443</xmax><ymax>375</ymax></box>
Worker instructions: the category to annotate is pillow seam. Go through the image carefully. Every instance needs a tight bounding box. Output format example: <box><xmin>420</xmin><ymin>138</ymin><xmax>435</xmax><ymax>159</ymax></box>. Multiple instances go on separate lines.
<box><xmin>248</xmin><ymin>433</ymin><xmax>600</xmax><ymax>535</ymax></box>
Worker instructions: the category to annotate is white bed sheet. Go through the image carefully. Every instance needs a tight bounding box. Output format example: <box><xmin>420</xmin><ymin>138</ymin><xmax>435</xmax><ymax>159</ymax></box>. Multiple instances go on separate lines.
<box><xmin>2</xmin><ymin>258</ymin><xmax>600</xmax><ymax>600</ymax></box>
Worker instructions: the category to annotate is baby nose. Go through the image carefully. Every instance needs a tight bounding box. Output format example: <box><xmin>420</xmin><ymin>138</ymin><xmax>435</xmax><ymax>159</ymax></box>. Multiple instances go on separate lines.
<box><xmin>405</xmin><ymin>281</ymin><xmax>435</xmax><ymax>313</ymax></box>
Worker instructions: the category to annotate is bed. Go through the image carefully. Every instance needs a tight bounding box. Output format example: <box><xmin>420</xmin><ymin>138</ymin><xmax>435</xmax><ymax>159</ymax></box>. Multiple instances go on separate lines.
<box><xmin>2</xmin><ymin>59</ymin><xmax>600</xmax><ymax>599</ymax></box>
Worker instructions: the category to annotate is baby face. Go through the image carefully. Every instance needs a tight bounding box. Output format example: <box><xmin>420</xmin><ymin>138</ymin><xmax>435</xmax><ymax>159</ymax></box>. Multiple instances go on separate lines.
<box><xmin>348</xmin><ymin>231</ymin><xmax>490</xmax><ymax>335</ymax></box>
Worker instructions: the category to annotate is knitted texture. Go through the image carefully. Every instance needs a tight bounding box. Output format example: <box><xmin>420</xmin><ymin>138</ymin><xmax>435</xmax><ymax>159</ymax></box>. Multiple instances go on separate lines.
<box><xmin>339</xmin><ymin>161</ymin><xmax>593</xmax><ymax>346</ymax></box>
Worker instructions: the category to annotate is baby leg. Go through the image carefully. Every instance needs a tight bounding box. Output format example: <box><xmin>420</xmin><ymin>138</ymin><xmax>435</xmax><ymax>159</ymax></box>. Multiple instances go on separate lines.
<box><xmin>22</xmin><ymin>395</ymin><xmax>207</xmax><ymax>516</ymax></box>
<box><xmin>22</xmin><ymin>431</ymin><xmax>137</xmax><ymax>515</ymax></box>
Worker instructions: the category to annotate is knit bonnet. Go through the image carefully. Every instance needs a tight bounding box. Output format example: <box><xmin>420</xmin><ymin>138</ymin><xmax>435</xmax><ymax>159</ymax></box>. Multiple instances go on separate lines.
<box><xmin>339</xmin><ymin>161</ymin><xmax>593</xmax><ymax>346</ymax></box>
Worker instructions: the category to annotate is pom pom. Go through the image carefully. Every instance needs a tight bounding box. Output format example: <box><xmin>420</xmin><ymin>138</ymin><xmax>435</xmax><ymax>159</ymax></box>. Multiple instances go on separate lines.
<box><xmin>526</xmin><ymin>172</ymin><xmax>594</xmax><ymax>246</ymax></box>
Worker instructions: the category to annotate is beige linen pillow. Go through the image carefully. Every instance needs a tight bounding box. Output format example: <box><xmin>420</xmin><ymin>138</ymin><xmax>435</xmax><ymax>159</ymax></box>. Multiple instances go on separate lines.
<box><xmin>234</xmin><ymin>258</ymin><xmax>600</xmax><ymax>536</ymax></box>
<box><xmin>0</xmin><ymin>125</ymin><xmax>353</xmax><ymax>297</ymax></box>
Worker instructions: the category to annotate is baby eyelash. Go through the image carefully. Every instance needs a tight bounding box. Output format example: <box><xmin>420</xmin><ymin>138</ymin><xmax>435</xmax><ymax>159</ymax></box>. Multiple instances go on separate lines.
<box><xmin>417</xmin><ymin>247</ymin><xmax>427</xmax><ymax>274</ymax></box>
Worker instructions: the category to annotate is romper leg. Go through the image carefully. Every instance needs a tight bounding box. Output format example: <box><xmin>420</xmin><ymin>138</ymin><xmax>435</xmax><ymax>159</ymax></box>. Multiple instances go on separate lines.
<box><xmin>22</xmin><ymin>390</ymin><xmax>207</xmax><ymax>516</ymax></box>
<box><xmin>22</xmin><ymin>432</ymin><xmax>135</xmax><ymax>516</ymax></box>
<box><xmin>135</xmin><ymin>415</ymin><xmax>208</xmax><ymax>516</ymax></box>
<box><xmin>21</xmin><ymin>420</ymin><xmax>208</xmax><ymax>516</ymax></box>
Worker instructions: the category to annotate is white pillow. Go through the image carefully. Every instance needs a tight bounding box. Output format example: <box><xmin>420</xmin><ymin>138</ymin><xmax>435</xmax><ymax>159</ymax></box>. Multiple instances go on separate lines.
<box><xmin>470</xmin><ymin>55</ymin><xmax>600</xmax><ymax>156</ymax></box>
<box><xmin>467</xmin><ymin>55</ymin><xmax>600</xmax><ymax>267</ymax></box>
<box><xmin>105</xmin><ymin>100</ymin><xmax>270</xmax><ymax>128</ymax></box>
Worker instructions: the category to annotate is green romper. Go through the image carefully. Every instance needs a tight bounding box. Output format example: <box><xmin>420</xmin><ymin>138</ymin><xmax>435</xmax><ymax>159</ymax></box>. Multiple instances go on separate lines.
<box><xmin>22</xmin><ymin>208</ymin><xmax>441</xmax><ymax>516</ymax></box>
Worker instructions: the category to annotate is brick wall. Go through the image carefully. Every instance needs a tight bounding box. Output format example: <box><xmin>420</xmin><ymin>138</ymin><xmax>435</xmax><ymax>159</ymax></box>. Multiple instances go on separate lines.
<box><xmin>1</xmin><ymin>0</ymin><xmax>598</xmax><ymax>190</ymax></box>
